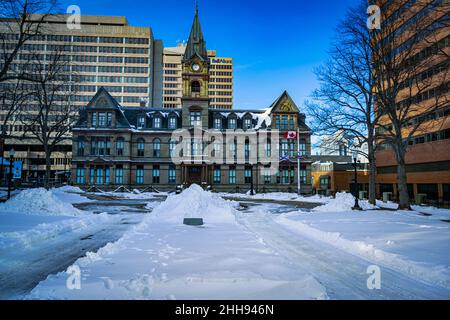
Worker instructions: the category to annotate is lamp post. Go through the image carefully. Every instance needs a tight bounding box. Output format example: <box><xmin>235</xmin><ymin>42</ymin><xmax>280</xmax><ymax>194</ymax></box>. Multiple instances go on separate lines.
<box><xmin>352</xmin><ymin>150</ymin><xmax>362</xmax><ymax>211</ymax></box>
<box><xmin>7</xmin><ymin>148</ymin><xmax>15</xmax><ymax>200</ymax></box>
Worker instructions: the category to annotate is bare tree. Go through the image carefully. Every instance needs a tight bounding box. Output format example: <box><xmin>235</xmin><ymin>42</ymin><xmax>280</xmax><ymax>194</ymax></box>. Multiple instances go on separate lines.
<box><xmin>372</xmin><ymin>0</ymin><xmax>449</xmax><ymax>209</ymax></box>
<box><xmin>22</xmin><ymin>49</ymin><xmax>78</xmax><ymax>189</ymax></box>
<box><xmin>306</xmin><ymin>1</ymin><xmax>380</xmax><ymax>205</ymax></box>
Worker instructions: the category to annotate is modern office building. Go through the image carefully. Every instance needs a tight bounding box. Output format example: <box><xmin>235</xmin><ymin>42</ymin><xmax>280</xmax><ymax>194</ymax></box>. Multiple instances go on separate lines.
<box><xmin>71</xmin><ymin>9</ymin><xmax>312</xmax><ymax>193</ymax></box>
<box><xmin>373</xmin><ymin>1</ymin><xmax>449</xmax><ymax>204</ymax></box>
<box><xmin>163</xmin><ymin>44</ymin><xmax>233</xmax><ymax>110</ymax></box>
<box><xmin>0</xmin><ymin>14</ymin><xmax>164</xmax><ymax>182</ymax></box>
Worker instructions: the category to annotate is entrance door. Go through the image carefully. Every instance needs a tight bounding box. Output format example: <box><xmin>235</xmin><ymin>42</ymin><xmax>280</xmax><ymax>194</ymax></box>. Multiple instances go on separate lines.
<box><xmin>188</xmin><ymin>166</ymin><xmax>202</xmax><ymax>185</ymax></box>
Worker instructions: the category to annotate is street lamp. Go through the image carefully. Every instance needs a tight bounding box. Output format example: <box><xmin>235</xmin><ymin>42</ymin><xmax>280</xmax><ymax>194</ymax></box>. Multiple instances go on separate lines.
<box><xmin>352</xmin><ymin>150</ymin><xmax>362</xmax><ymax>211</ymax></box>
<box><xmin>7</xmin><ymin>148</ymin><xmax>15</xmax><ymax>200</ymax></box>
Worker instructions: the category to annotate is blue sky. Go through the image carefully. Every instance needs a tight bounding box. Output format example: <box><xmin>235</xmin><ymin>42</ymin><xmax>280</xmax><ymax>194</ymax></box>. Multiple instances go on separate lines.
<box><xmin>59</xmin><ymin>0</ymin><xmax>361</xmax><ymax>110</ymax></box>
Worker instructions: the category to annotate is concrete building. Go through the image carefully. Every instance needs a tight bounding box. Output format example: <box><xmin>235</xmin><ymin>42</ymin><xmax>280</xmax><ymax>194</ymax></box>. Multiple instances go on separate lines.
<box><xmin>373</xmin><ymin>1</ymin><xmax>449</xmax><ymax>205</ymax></box>
<box><xmin>163</xmin><ymin>44</ymin><xmax>233</xmax><ymax>110</ymax></box>
<box><xmin>71</xmin><ymin>9</ymin><xmax>312</xmax><ymax>193</ymax></box>
<box><xmin>0</xmin><ymin>14</ymin><xmax>164</xmax><ymax>183</ymax></box>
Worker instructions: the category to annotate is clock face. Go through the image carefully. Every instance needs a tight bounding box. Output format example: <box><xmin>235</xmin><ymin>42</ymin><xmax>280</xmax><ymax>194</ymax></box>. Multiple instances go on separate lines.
<box><xmin>192</xmin><ymin>63</ymin><xmax>200</xmax><ymax>72</ymax></box>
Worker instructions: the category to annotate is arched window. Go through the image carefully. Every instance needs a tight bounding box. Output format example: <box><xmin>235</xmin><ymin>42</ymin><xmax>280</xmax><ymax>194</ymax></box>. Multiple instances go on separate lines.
<box><xmin>116</xmin><ymin>137</ymin><xmax>125</xmax><ymax>156</ymax></box>
<box><xmin>191</xmin><ymin>80</ymin><xmax>201</xmax><ymax>93</ymax></box>
<box><xmin>137</xmin><ymin>138</ymin><xmax>145</xmax><ymax>157</ymax></box>
<box><xmin>153</xmin><ymin>138</ymin><xmax>161</xmax><ymax>157</ymax></box>
<box><xmin>169</xmin><ymin>139</ymin><xmax>177</xmax><ymax>157</ymax></box>
<box><xmin>77</xmin><ymin>137</ymin><xmax>85</xmax><ymax>157</ymax></box>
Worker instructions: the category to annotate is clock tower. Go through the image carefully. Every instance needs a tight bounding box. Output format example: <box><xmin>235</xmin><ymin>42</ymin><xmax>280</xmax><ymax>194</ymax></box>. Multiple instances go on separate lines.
<box><xmin>181</xmin><ymin>5</ymin><xmax>210</xmax><ymax>129</ymax></box>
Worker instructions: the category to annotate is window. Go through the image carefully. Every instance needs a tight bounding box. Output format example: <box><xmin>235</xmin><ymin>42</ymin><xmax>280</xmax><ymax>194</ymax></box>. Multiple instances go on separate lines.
<box><xmin>136</xmin><ymin>166</ymin><xmax>144</xmax><ymax>184</ymax></box>
<box><xmin>339</xmin><ymin>144</ymin><xmax>347</xmax><ymax>156</ymax></box>
<box><xmin>289</xmin><ymin>116</ymin><xmax>295</xmax><ymax>130</ymax></box>
<box><xmin>153</xmin><ymin>117</ymin><xmax>161</xmax><ymax>129</ymax></box>
<box><xmin>168</xmin><ymin>165</ymin><xmax>176</xmax><ymax>184</ymax></box>
<box><xmin>212</xmin><ymin>141</ymin><xmax>221</xmax><ymax>158</ymax></box>
<box><xmin>299</xmin><ymin>139</ymin><xmax>307</xmax><ymax>156</ymax></box>
<box><xmin>190</xmin><ymin>111</ymin><xmax>201</xmax><ymax>127</ymax></box>
<box><xmin>107</xmin><ymin>112</ymin><xmax>112</xmax><ymax>127</ymax></box>
<box><xmin>153</xmin><ymin>139</ymin><xmax>161</xmax><ymax>157</ymax></box>
<box><xmin>76</xmin><ymin>166</ymin><xmax>85</xmax><ymax>184</ymax></box>
<box><xmin>265</xmin><ymin>141</ymin><xmax>271</xmax><ymax>158</ymax></box>
<box><xmin>281</xmin><ymin>115</ymin><xmax>288</xmax><ymax>130</ymax></box>
<box><xmin>152</xmin><ymin>165</ymin><xmax>160</xmax><ymax>184</ymax></box>
<box><xmin>169</xmin><ymin>140</ymin><xmax>177</xmax><ymax>157</ymax></box>
<box><xmin>264</xmin><ymin>167</ymin><xmax>271</xmax><ymax>184</ymax></box>
<box><xmin>91</xmin><ymin>137</ymin><xmax>111</xmax><ymax>156</ymax></box>
<box><xmin>229</xmin><ymin>167</ymin><xmax>236</xmax><ymax>184</ymax></box>
<box><xmin>289</xmin><ymin>140</ymin><xmax>295</xmax><ymax>158</ymax></box>
<box><xmin>90</xmin><ymin>168</ymin><xmax>95</xmax><ymax>185</ymax></box>
<box><xmin>245</xmin><ymin>167</ymin><xmax>252</xmax><ymax>184</ymax></box>
<box><xmin>281</xmin><ymin>140</ymin><xmax>289</xmax><ymax>157</ymax></box>
<box><xmin>116</xmin><ymin>138</ymin><xmax>124</xmax><ymax>156</ymax></box>
<box><xmin>244</xmin><ymin>118</ymin><xmax>252</xmax><ymax>129</ymax></box>
<box><xmin>245</xmin><ymin>142</ymin><xmax>251</xmax><ymax>161</ymax></box>
<box><xmin>300</xmin><ymin>167</ymin><xmax>307</xmax><ymax>184</ymax></box>
<box><xmin>96</xmin><ymin>167</ymin><xmax>109</xmax><ymax>185</ymax></box>
<box><xmin>191</xmin><ymin>81</ymin><xmax>201</xmax><ymax>93</ymax></box>
<box><xmin>213</xmin><ymin>166</ymin><xmax>221</xmax><ymax>184</ymax></box>
<box><xmin>191</xmin><ymin>139</ymin><xmax>202</xmax><ymax>156</ymax></box>
<box><xmin>77</xmin><ymin>138</ymin><xmax>85</xmax><ymax>157</ymax></box>
<box><xmin>98</xmin><ymin>113</ymin><xmax>106</xmax><ymax>127</ymax></box>
<box><xmin>137</xmin><ymin>116</ymin><xmax>145</xmax><ymax>129</ymax></box>
<box><xmin>229</xmin><ymin>142</ymin><xmax>237</xmax><ymax>160</ymax></box>
<box><xmin>169</xmin><ymin>117</ymin><xmax>177</xmax><ymax>129</ymax></box>
<box><xmin>214</xmin><ymin>118</ymin><xmax>222</xmax><ymax>129</ymax></box>
<box><xmin>137</xmin><ymin>139</ymin><xmax>145</xmax><ymax>157</ymax></box>
<box><xmin>91</xmin><ymin>113</ymin><xmax>97</xmax><ymax>127</ymax></box>
<box><xmin>115</xmin><ymin>166</ymin><xmax>123</xmax><ymax>185</ymax></box>
<box><xmin>275</xmin><ymin>115</ymin><xmax>280</xmax><ymax>129</ymax></box>
<box><xmin>228</xmin><ymin>118</ymin><xmax>237</xmax><ymax>129</ymax></box>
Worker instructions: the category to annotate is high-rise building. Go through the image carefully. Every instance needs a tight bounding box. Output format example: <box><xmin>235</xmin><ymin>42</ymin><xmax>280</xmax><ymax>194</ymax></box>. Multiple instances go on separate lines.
<box><xmin>163</xmin><ymin>44</ymin><xmax>233</xmax><ymax>110</ymax></box>
<box><xmin>0</xmin><ymin>14</ymin><xmax>164</xmax><ymax>182</ymax></box>
<box><xmin>374</xmin><ymin>1</ymin><xmax>449</xmax><ymax>204</ymax></box>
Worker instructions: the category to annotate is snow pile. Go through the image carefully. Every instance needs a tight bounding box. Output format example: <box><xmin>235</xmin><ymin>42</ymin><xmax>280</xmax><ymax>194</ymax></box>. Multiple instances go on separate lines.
<box><xmin>314</xmin><ymin>193</ymin><xmax>376</xmax><ymax>212</ymax></box>
<box><xmin>0</xmin><ymin>188</ymin><xmax>82</xmax><ymax>216</ymax></box>
<box><xmin>314</xmin><ymin>193</ymin><xmax>356</xmax><ymax>212</ymax></box>
<box><xmin>148</xmin><ymin>184</ymin><xmax>238</xmax><ymax>224</ymax></box>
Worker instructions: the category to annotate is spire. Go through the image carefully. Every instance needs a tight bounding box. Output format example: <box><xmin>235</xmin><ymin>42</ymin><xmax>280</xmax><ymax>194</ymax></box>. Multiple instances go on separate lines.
<box><xmin>183</xmin><ymin>1</ymin><xmax>208</xmax><ymax>62</ymax></box>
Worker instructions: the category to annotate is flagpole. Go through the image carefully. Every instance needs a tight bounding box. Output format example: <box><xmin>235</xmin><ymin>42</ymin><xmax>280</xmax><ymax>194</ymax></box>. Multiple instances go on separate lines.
<box><xmin>297</xmin><ymin>127</ymin><xmax>301</xmax><ymax>196</ymax></box>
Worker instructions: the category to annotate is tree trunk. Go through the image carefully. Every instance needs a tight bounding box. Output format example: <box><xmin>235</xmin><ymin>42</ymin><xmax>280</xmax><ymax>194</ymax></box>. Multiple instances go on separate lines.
<box><xmin>396</xmin><ymin>153</ymin><xmax>411</xmax><ymax>210</ymax></box>
<box><xmin>45</xmin><ymin>149</ymin><xmax>51</xmax><ymax>190</ymax></box>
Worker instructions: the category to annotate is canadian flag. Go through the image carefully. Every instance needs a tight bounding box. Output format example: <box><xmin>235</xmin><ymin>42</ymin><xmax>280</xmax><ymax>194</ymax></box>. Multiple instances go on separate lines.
<box><xmin>284</xmin><ymin>131</ymin><xmax>298</xmax><ymax>139</ymax></box>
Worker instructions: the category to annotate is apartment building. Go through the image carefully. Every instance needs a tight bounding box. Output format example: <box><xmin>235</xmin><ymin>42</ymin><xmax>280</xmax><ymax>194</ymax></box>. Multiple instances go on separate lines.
<box><xmin>374</xmin><ymin>0</ymin><xmax>449</xmax><ymax>204</ymax></box>
<box><xmin>0</xmin><ymin>14</ymin><xmax>164</xmax><ymax>183</ymax></box>
<box><xmin>163</xmin><ymin>44</ymin><xmax>233</xmax><ymax>110</ymax></box>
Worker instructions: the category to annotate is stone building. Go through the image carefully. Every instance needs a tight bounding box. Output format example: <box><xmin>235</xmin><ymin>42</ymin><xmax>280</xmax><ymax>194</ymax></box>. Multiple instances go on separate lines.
<box><xmin>71</xmin><ymin>9</ymin><xmax>312</xmax><ymax>193</ymax></box>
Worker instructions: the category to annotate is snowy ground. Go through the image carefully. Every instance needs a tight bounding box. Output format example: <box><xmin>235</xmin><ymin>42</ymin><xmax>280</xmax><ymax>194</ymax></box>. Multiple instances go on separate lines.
<box><xmin>0</xmin><ymin>186</ymin><xmax>160</xmax><ymax>299</ymax></box>
<box><xmin>1</xmin><ymin>187</ymin><xmax>449</xmax><ymax>300</ymax></box>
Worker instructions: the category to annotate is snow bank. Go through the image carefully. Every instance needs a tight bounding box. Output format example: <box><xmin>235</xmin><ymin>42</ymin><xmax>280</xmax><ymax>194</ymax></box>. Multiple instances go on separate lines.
<box><xmin>149</xmin><ymin>184</ymin><xmax>239</xmax><ymax>224</ymax></box>
<box><xmin>0</xmin><ymin>188</ymin><xmax>82</xmax><ymax>216</ymax></box>
<box><xmin>314</xmin><ymin>193</ymin><xmax>376</xmax><ymax>212</ymax></box>
<box><xmin>276</xmin><ymin>214</ymin><xmax>450</xmax><ymax>289</ymax></box>
<box><xmin>219</xmin><ymin>192</ymin><xmax>330</xmax><ymax>204</ymax></box>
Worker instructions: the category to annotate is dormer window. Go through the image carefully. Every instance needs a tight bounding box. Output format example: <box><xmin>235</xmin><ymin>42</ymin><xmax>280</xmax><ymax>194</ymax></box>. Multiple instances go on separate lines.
<box><xmin>228</xmin><ymin>118</ymin><xmax>237</xmax><ymax>130</ymax></box>
<box><xmin>214</xmin><ymin>118</ymin><xmax>222</xmax><ymax>130</ymax></box>
<box><xmin>169</xmin><ymin>116</ymin><xmax>177</xmax><ymax>129</ymax></box>
<box><xmin>137</xmin><ymin>115</ymin><xmax>145</xmax><ymax>129</ymax></box>
<box><xmin>153</xmin><ymin>117</ymin><xmax>161</xmax><ymax>129</ymax></box>
<box><xmin>244</xmin><ymin>118</ymin><xmax>252</xmax><ymax>130</ymax></box>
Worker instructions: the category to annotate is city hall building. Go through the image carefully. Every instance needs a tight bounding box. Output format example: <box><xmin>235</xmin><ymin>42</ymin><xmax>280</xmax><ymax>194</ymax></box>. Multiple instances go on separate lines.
<box><xmin>71</xmin><ymin>9</ymin><xmax>312</xmax><ymax>193</ymax></box>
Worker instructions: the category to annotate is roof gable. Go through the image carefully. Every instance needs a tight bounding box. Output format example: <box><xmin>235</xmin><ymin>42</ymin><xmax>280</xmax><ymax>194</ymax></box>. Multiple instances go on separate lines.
<box><xmin>270</xmin><ymin>91</ymin><xmax>300</xmax><ymax>114</ymax></box>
